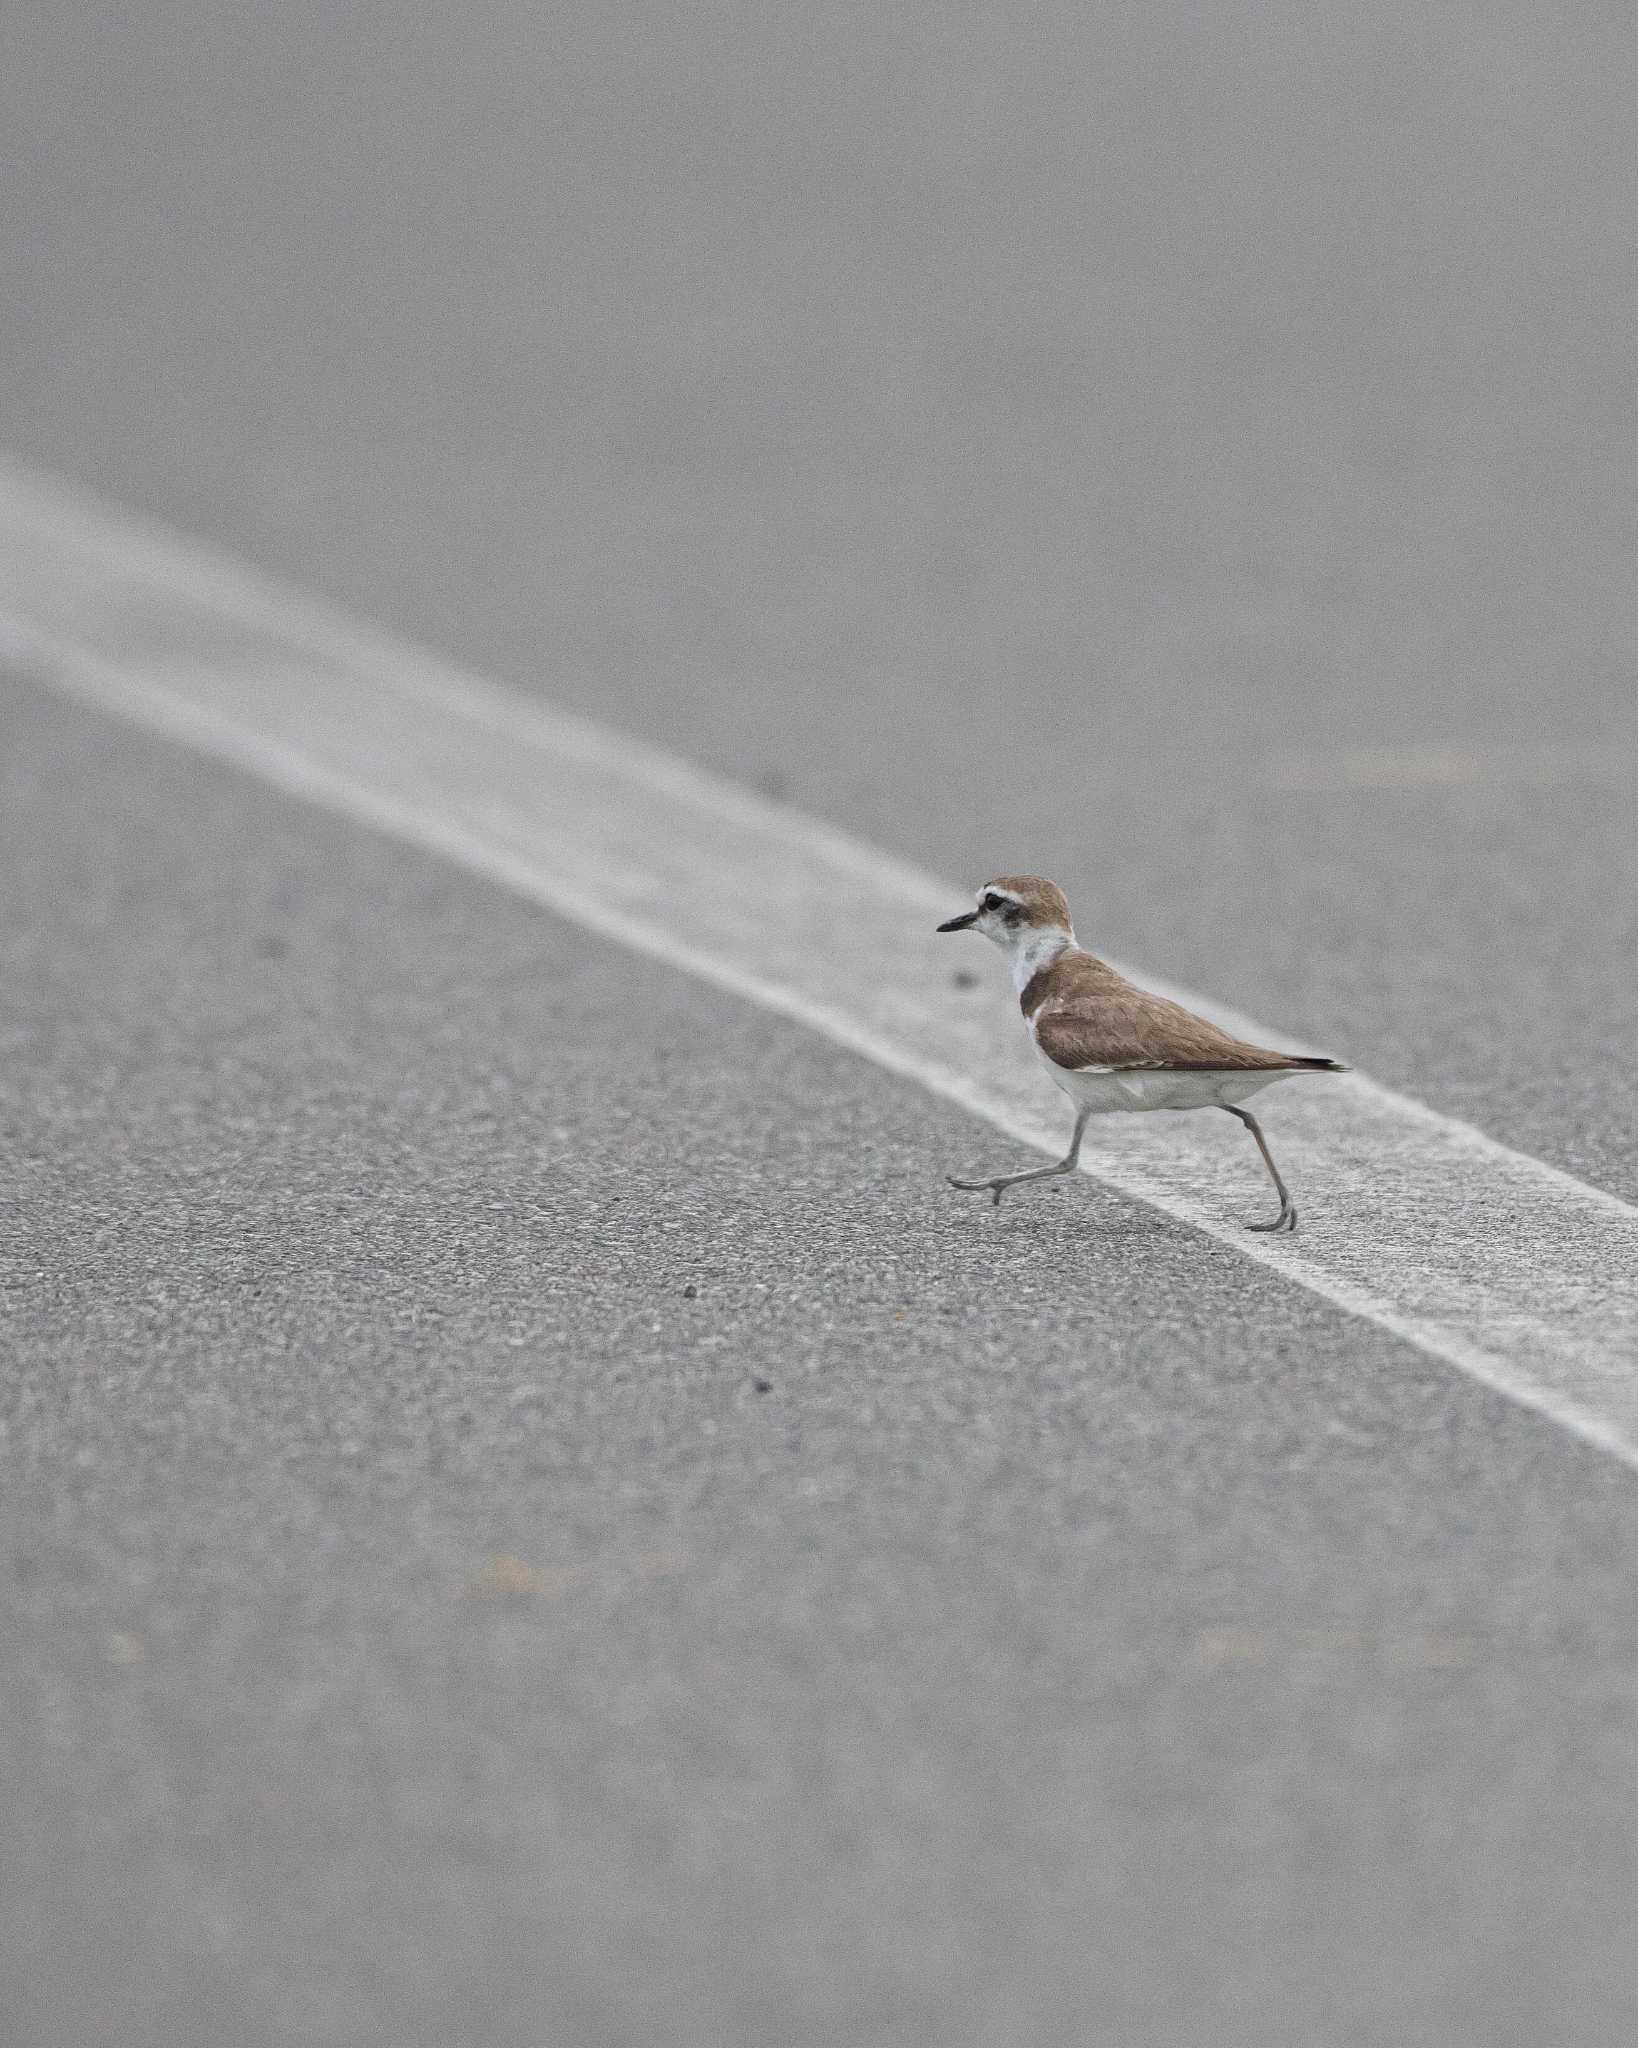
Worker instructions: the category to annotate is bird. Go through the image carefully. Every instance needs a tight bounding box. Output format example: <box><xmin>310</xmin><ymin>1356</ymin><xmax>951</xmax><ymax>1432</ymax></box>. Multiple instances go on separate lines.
<box><xmin>936</xmin><ymin>876</ymin><xmax>1347</xmax><ymax>1233</ymax></box>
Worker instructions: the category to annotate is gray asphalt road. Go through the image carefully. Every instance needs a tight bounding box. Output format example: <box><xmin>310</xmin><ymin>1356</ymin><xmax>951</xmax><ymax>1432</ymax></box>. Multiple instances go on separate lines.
<box><xmin>7</xmin><ymin>678</ymin><xmax>1638</xmax><ymax>2048</ymax></box>
<box><xmin>7</xmin><ymin>0</ymin><xmax>1638</xmax><ymax>1189</ymax></box>
<box><xmin>5</xmin><ymin>2</ymin><xmax>1638</xmax><ymax>2040</ymax></box>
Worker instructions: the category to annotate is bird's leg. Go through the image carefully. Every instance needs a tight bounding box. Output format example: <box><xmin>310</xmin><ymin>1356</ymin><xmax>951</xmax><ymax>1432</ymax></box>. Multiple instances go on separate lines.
<box><xmin>1222</xmin><ymin>1105</ymin><xmax>1298</xmax><ymax>1233</ymax></box>
<box><xmin>949</xmin><ymin>1108</ymin><xmax>1091</xmax><ymax>1208</ymax></box>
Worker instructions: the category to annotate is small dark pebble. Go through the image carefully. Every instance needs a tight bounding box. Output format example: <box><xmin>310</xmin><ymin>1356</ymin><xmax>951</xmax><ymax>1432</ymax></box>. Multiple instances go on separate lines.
<box><xmin>952</xmin><ymin>969</ymin><xmax>980</xmax><ymax>989</ymax></box>
<box><xmin>682</xmin><ymin>1284</ymin><xmax>698</xmax><ymax>1299</ymax></box>
<box><xmin>752</xmin><ymin>1377</ymin><xmax>773</xmax><ymax>1394</ymax></box>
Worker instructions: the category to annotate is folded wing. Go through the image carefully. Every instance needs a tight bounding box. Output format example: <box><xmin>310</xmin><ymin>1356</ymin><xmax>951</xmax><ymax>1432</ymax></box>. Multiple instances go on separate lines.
<box><xmin>1029</xmin><ymin>956</ymin><xmax>1344</xmax><ymax>1074</ymax></box>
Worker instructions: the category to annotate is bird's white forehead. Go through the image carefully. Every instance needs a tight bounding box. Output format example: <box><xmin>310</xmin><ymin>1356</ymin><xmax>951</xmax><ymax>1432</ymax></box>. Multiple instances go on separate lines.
<box><xmin>978</xmin><ymin>886</ymin><xmax>1022</xmax><ymax>907</ymax></box>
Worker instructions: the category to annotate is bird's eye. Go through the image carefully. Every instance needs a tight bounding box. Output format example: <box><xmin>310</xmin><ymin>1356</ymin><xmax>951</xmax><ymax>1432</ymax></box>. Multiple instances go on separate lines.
<box><xmin>980</xmin><ymin>893</ymin><xmax>1004</xmax><ymax>913</ymax></box>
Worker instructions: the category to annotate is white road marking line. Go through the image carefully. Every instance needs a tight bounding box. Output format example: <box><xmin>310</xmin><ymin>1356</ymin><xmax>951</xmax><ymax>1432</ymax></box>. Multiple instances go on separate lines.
<box><xmin>3</xmin><ymin>456</ymin><xmax>1638</xmax><ymax>1469</ymax></box>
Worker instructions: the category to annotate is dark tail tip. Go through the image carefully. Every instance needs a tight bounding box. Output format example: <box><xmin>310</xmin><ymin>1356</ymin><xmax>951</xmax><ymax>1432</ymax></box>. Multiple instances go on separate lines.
<box><xmin>1296</xmin><ymin>1056</ymin><xmax>1348</xmax><ymax>1072</ymax></box>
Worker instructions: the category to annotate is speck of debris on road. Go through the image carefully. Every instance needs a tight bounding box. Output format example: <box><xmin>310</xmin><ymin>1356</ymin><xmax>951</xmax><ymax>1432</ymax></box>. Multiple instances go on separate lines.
<box><xmin>468</xmin><ymin>1555</ymin><xmax>582</xmax><ymax>1599</ymax></box>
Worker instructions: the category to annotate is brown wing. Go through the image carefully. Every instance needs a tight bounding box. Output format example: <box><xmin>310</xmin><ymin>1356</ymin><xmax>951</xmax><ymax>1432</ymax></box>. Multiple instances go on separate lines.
<box><xmin>1028</xmin><ymin>953</ymin><xmax>1341</xmax><ymax>1074</ymax></box>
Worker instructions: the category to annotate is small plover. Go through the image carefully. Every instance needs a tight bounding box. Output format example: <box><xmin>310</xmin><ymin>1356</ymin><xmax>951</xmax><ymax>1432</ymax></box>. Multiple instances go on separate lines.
<box><xmin>938</xmin><ymin>876</ymin><xmax>1347</xmax><ymax>1233</ymax></box>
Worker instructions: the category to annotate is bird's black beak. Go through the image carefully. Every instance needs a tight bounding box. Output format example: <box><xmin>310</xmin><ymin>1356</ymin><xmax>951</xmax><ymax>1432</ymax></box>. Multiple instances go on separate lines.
<box><xmin>936</xmin><ymin>910</ymin><xmax>979</xmax><ymax>933</ymax></box>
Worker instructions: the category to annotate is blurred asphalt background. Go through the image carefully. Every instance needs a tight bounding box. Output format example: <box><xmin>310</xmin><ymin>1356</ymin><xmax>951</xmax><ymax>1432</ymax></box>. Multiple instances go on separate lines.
<box><xmin>4</xmin><ymin>4</ymin><xmax>1638</xmax><ymax>2042</ymax></box>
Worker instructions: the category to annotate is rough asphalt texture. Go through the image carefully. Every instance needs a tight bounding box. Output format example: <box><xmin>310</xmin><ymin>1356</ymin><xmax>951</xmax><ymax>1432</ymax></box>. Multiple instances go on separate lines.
<box><xmin>5</xmin><ymin>3</ymin><xmax>1638</xmax><ymax>2041</ymax></box>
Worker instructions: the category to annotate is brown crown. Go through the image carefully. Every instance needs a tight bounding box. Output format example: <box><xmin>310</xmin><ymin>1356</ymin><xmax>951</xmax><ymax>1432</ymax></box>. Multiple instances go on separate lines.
<box><xmin>985</xmin><ymin>875</ymin><xmax>1072</xmax><ymax>929</ymax></box>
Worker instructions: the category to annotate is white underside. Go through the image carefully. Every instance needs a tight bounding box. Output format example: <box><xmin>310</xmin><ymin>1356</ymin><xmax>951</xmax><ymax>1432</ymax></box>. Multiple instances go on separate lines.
<box><xmin>1043</xmin><ymin>1054</ymin><xmax>1305</xmax><ymax>1115</ymax></box>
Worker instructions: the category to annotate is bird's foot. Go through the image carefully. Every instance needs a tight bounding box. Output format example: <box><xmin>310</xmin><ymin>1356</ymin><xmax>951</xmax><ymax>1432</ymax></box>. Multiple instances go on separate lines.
<box><xmin>1248</xmin><ymin>1205</ymin><xmax>1299</xmax><ymax>1235</ymax></box>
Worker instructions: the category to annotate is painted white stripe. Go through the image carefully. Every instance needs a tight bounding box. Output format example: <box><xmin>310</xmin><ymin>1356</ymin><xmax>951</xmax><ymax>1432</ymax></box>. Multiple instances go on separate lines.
<box><xmin>3</xmin><ymin>458</ymin><xmax>1638</xmax><ymax>1468</ymax></box>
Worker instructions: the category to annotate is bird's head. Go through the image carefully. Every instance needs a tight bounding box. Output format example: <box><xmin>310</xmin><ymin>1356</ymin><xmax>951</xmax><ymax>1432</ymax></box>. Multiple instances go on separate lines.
<box><xmin>936</xmin><ymin>875</ymin><xmax>1074</xmax><ymax>963</ymax></box>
